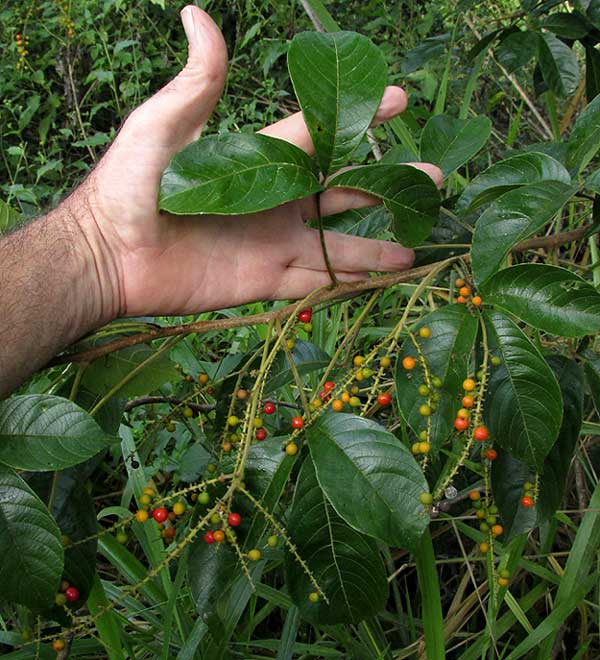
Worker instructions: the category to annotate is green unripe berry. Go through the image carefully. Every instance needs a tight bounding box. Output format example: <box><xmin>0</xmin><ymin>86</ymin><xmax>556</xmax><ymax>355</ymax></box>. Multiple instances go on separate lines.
<box><xmin>207</xmin><ymin>463</ymin><xmax>217</xmax><ymax>473</ymax></box>
<box><xmin>210</xmin><ymin>513</ymin><xmax>221</xmax><ymax>524</ymax></box>
<box><xmin>198</xmin><ymin>492</ymin><xmax>210</xmax><ymax>505</ymax></box>
<box><xmin>55</xmin><ymin>593</ymin><xmax>67</xmax><ymax>606</ymax></box>
<box><xmin>419</xmin><ymin>404</ymin><xmax>432</xmax><ymax>417</ymax></box>
<box><xmin>309</xmin><ymin>591</ymin><xmax>320</xmax><ymax>603</ymax></box>
<box><xmin>479</xmin><ymin>522</ymin><xmax>489</xmax><ymax>532</ymax></box>
<box><xmin>267</xmin><ymin>535</ymin><xmax>279</xmax><ymax>548</ymax></box>
<box><xmin>431</xmin><ymin>391</ymin><xmax>441</xmax><ymax>402</ymax></box>
<box><xmin>499</xmin><ymin>568</ymin><xmax>511</xmax><ymax>579</ymax></box>
<box><xmin>486</xmin><ymin>515</ymin><xmax>497</xmax><ymax>525</ymax></box>
<box><xmin>349</xmin><ymin>396</ymin><xmax>361</xmax><ymax>407</ymax></box>
<box><xmin>362</xmin><ymin>368</ymin><xmax>374</xmax><ymax>378</ymax></box>
<box><xmin>116</xmin><ymin>531</ymin><xmax>128</xmax><ymax>544</ymax></box>
<box><xmin>166</xmin><ymin>422</ymin><xmax>176</xmax><ymax>433</ymax></box>
<box><xmin>491</xmin><ymin>356</ymin><xmax>502</xmax><ymax>366</ymax></box>
<box><xmin>489</xmin><ymin>505</ymin><xmax>498</xmax><ymax>514</ymax></box>
<box><xmin>418</xmin><ymin>384</ymin><xmax>430</xmax><ymax>396</ymax></box>
<box><xmin>431</xmin><ymin>376</ymin><xmax>443</xmax><ymax>388</ymax></box>
<box><xmin>183</xmin><ymin>406</ymin><xmax>194</xmax><ymax>418</ymax></box>
<box><xmin>419</xmin><ymin>492</ymin><xmax>433</xmax><ymax>505</ymax></box>
<box><xmin>302</xmin><ymin>322</ymin><xmax>313</xmax><ymax>333</ymax></box>
<box><xmin>248</xmin><ymin>549</ymin><xmax>262</xmax><ymax>561</ymax></box>
<box><xmin>419</xmin><ymin>430</ymin><xmax>428</xmax><ymax>441</ymax></box>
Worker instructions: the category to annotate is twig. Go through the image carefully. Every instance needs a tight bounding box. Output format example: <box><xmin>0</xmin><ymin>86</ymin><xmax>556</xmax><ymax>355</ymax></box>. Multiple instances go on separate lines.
<box><xmin>124</xmin><ymin>396</ymin><xmax>214</xmax><ymax>413</ymax></box>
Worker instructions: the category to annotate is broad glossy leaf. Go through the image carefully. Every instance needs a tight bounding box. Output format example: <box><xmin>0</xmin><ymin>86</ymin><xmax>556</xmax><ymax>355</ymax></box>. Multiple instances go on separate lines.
<box><xmin>82</xmin><ymin>344</ymin><xmax>178</xmax><ymax>398</ymax></box>
<box><xmin>322</xmin><ymin>206</ymin><xmax>390</xmax><ymax>238</ymax></box>
<box><xmin>159</xmin><ymin>133</ymin><xmax>321</xmax><ymax>215</ymax></box>
<box><xmin>538</xmin><ymin>32</ymin><xmax>580</xmax><ymax>97</ymax></box>
<box><xmin>288</xmin><ymin>31</ymin><xmax>386</xmax><ymax>177</ymax></box>
<box><xmin>482</xmin><ymin>264</ymin><xmax>600</xmax><ymax>337</ymax></box>
<box><xmin>307</xmin><ymin>412</ymin><xmax>429</xmax><ymax>550</ymax></box>
<box><xmin>492</xmin><ymin>357</ymin><xmax>583</xmax><ymax>539</ymax></box>
<box><xmin>541</xmin><ymin>13</ymin><xmax>591</xmax><ymax>39</ymax></box>
<box><xmin>284</xmin><ymin>456</ymin><xmax>388</xmax><ymax>624</ymax></box>
<box><xmin>456</xmin><ymin>152</ymin><xmax>570</xmax><ymax>213</ymax></box>
<box><xmin>483</xmin><ymin>311</ymin><xmax>563</xmax><ymax>470</ymax></box>
<box><xmin>586</xmin><ymin>46</ymin><xmax>600</xmax><ymax>103</ymax></box>
<box><xmin>328</xmin><ymin>164</ymin><xmax>441</xmax><ymax>247</ymax></box>
<box><xmin>0</xmin><ymin>465</ymin><xmax>63</xmax><ymax>608</ymax></box>
<box><xmin>420</xmin><ymin>115</ymin><xmax>491</xmax><ymax>177</ymax></box>
<box><xmin>188</xmin><ymin>539</ymin><xmax>237</xmax><ymax>617</ymax></box>
<box><xmin>402</xmin><ymin>34</ymin><xmax>449</xmax><ymax>74</ymax></box>
<box><xmin>395</xmin><ymin>305</ymin><xmax>478</xmax><ymax>451</ymax></box>
<box><xmin>567</xmin><ymin>93</ymin><xmax>600</xmax><ymax>173</ymax></box>
<box><xmin>0</xmin><ymin>395</ymin><xmax>117</xmax><ymax>471</ymax></box>
<box><xmin>0</xmin><ymin>199</ymin><xmax>20</xmax><ymax>235</ymax></box>
<box><xmin>497</xmin><ymin>31</ymin><xmax>538</xmax><ymax>73</ymax></box>
<box><xmin>471</xmin><ymin>181</ymin><xmax>576</xmax><ymax>285</ymax></box>
<box><xmin>265</xmin><ymin>340</ymin><xmax>330</xmax><ymax>394</ymax></box>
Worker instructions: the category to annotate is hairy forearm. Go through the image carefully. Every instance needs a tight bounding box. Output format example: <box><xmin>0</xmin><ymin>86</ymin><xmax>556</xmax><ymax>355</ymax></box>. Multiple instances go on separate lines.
<box><xmin>0</xmin><ymin>188</ymin><xmax>121</xmax><ymax>398</ymax></box>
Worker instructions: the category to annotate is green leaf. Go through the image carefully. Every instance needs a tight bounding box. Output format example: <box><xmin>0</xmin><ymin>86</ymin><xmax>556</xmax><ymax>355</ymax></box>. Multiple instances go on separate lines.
<box><xmin>402</xmin><ymin>35</ymin><xmax>449</xmax><ymax>74</ymax></box>
<box><xmin>567</xmin><ymin>93</ymin><xmax>600</xmax><ymax>174</ymax></box>
<box><xmin>188</xmin><ymin>539</ymin><xmax>237</xmax><ymax>617</ymax></box>
<box><xmin>492</xmin><ymin>357</ymin><xmax>583</xmax><ymax>539</ymax></box>
<box><xmin>0</xmin><ymin>199</ymin><xmax>21</xmax><ymax>235</ymax></box>
<box><xmin>321</xmin><ymin>206</ymin><xmax>390</xmax><ymax>238</ymax></box>
<box><xmin>288</xmin><ymin>31</ymin><xmax>387</xmax><ymax>177</ymax></box>
<box><xmin>327</xmin><ymin>164</ymin><xmax>441</xmax><ymax>247</ymax></box>
<box><xmin>456</xmin><ymin>152</ymin><xmax>571</xmax><ymax>214</ymax></box>
<box><xmin>420</xmin><ymin>114</ymin><xmax>491</xmax><ymax>177</ymax></box>
<box><xmin>306</xmin><ymin>412</ymin><xmax>429</xmax><ymax>550</ymax></box>
<box><xmin>265</xmin><ymin>340</ymin><xmax>331</xmax><ymax>394</ymax></box>
<box><xmin>583</xmin><ymin>353</ymin><xmax>600</xmax><ymax>415</ymax></box>
<box><xmin>481</xmin><ymin>264</ymin><xmax>600</xmax><ymax>337</ymax></box>
<box><xmin>586</xmin><ymin>46</ymin><xmax>600</xmax><ymax>103</ymax></box>
<box><xmin>395</xmin><ymin>305</ymin><xmax>478</xmax><ymax>451</ymax></box>
<box><xmin>0</xmin><ymin>464</ymin><xmax>63</xmax><ymax>609</ymax></box>
<box><xmin>483</xmin><ymin>311</ymin><xmax>563</xmax><ymax>471</ymax></box>
<box><xmin>541</xmin><ymin>13</ymin><xmax>591</xmax><ymax>39</ymax></box>
<box><xmin>538</xmin><ymin>32</ymin><xmax>580</xmax><ymax>97</ymax></box>
<box><xmin>0</xmin><ymin>395</ymin><xmax>117</xmax><ymax>471</ymax></box>
<box><xmin>497</xmin><ymin>31</ymin><xmax>538</xmax><ymax>73</ymax></box>
<box><xmin>82</xmin><ymin>345</ymin><xmax>178</xmax><ymax>398</ymax></box>
<box><xmin>159</xmin><ymin>133</ymin><xmax>321</xmax><ymax>215</ymax></box>
<box><xmin>471</xmin><ymin>181</ymin><xmax>577</xmax><ymax>285</ymax></box>
<box><xmin>284</xmin><ymin>456</ymin><xmax>388</xmax><ymax>624</ymax></box>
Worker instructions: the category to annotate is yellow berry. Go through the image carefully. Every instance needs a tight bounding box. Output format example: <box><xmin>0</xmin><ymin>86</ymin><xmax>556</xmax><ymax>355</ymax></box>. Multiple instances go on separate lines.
<box><xmin>419</xmin><ymin>404</ymin><xmax>432</xmax><ymax>417</ymax></box>
<box><xmin>411</xmin><ymin>442</ymin><xmax>421</xmax><ymax>455</ymax></box>
<box><xmin>172</xmin><ymin>502</ymin><xmax>186</xmax><ymax>516</ymax></box>
<box><xmin>419</xmin><ymin>327</ymin><xmax>431</xmax><ymax>339</ymax></box>
<box><xmin>463</xmin><ymin>378</ymin><xmax>476</xmax><ymax>392</ymax></box>
<box><xmin>135</xmin><ymin>509</ymin><xmax>149</xmax><ymax>523</ymax></box>
<box><xmin>380</xmin><ymin>356</ymin><xmax>392</xmax><ymax>369</ymax></box>
<box><xmin>227</xmin><ymin>415</ymin><xmax>240</xmax><ymax>427</ymax></box>
<box><xmin>285</xmin><ymin>442</ymin><xmax>298</xmax><ymax>456</ymax></box>
<box><xmin>248</xmin><ymin>549</ymin><xmax>262</xmax><ymax>561</ymax></box>
<box><xmin>418</xmin><ymin>441</ymin><xmax>430</xmax><ymax>454</ymax></box>
<box><xmin>479</xmin><ymin>542</ymin><xmax>489</xmax><ymax>553</ymax></box>
<box><xmin>353</xmin><ymin>355</ymin><xmax>364</xmax><ymax>367</ymax></box>
<box><xmin>309</xmin><ymin>591</ymin><xmax>320</xmax><ymax>603</ymax></box>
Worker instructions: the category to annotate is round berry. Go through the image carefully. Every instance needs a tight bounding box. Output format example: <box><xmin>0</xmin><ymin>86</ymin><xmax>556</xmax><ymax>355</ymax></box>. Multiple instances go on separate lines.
<box><xmin>255</xmin><ymin>428</ymin><xmax>267</xmax><ymax>441</ymax></box>
<box><xmin>431</xmin><ymin>376</ymin><xmax>443</xmax><ymax>389</ymax></box>
<box><xmin>418</xmin><ymin>384</ymin><xmax>430</xmax><ymax>396</ymax></box>
<box><xmin>199</xmin><ymin>373</ymin><xmax>209</xmax><ymax>385</ymax></box>
<box><xmin>183</xmin><ymin>406</ymin><xmax>194</xmax><ymax>418</ymax></box>
<box><xmin>491</xmin><ymin>524</ymin><xmax>503</xmax><ymax>537</ymax></box>
<box><xmin>237</xmin><ymin>389</ymin><xmax>248</xmax><ymax>399</ymax></box>
<box><xmin>362</xmin><ymin>368</ymin><xmax>374</xmax><ymax>378</ymax></box>
<box><xmin>419</xmin><ymin>430</ymin><xmax>428</xmax><ymax>441</ymax></box>
<box><xmin>419</xmin><ymin>492</ymin><xmax>433</xmax><ymax>506</ymax></box>
<box><xmin>479</xmin><ymin>522</ymin><xmax>489</xmax><ymax>532</ymax></box>
<box><xmin>198</xmin><ymin>492</ymin><xmax>210</xmax><ymax>505</ymax></box>
<box><xmin>227</xmin><ymin>415</ymin><xmax>240</xmax><ymax>427</ymax></box>
<box><xmin>139</xmin><ymin>493</ymin><xmax>152</xmax><ymax>506</ymax></box>
<box><xmin>52</xmin><ymin>639</ymin><xmax>66</xmax><ymax>652</ymax></box>
<box><xmin>468</xmin><ymin>490</ymin><xmax>480</xmax><ymax>501</ymax></box>
<box><xmin>263</xmin><ymin>402</ymin><xmax>276</xmax><ymax>415</ymax></box>
<box><xmin>332</xmin><ymin>399</ymin><xmax>344</xmax><ymax>412</ymax></box>
<box><xmin>349</xmin><ymin>396</ymin><xmax>361</xmax><ymax>407</ymax></box>
<box><xmin>491</xmin><ymin>356</ymin><xmax>502</xmax><ymax>366</ymax></box>
<box><xmin>459</xmin><ymin>286</ymin><xmax>471</xmax><ymax>297</ymax></box>
<box><xmin>454</xmin><ymin>417</ymin><xmax>469</xmax><ymax>431</ymax></box>
<box><xmin>485</xmin><ymin>449</ymin><xmax>498</xmax><ymax>460</ymax></box>
<box><xmin>204</xmin><ymin>531</ymin><xmax>215</xmax><ymax>544</ymax></box>
<box><xmin>309</xmin><ymin>591</ymin><xmax>320</xmax><ymax>603</ymax></box>
<box><xmin>228</xmin><ymin>513</ymin><xmax>241</xmax><ymax>527</ymax></box>
<box><xmin>476</xmin><ymin>509</ymin><xmax>486</xmax><ymax>519</ymax></box>
<box><xmin>353</xmin><ymin>355</ymin><xmax>364</xmax><ymax>367</ymax></box>
<box><xmin>319</xmin><ymin>390</ymin><xmax>331</xmax><ymax>402</ymax></box>
<box><xmin>267</xmin><ymin>535</ymin><xmax>279</xmax><ymax>547</ymax></box>
<box><xmin>166</xmin><ymin>422</ymin><xmax>176</xmax><ymax>433</ymax></box>
<box><xmin>210</xmin><ymin>513</ymin><xmax>221</xmax><ymax>524</ymax></box>
<box><xmin>213</xmin><ymin>530</ymin><xmax>225</xmax><ymax>543</ymax></box>
<box><xmin>411</xmin><ymin>442</ymin><xmax>421</xmax><ymax>455</ymax></box>
<box><xmin>291</xmin><ymin>416</ymin><xmax>304</xmax><ymax>429</ymax></box>
<box><xmin>419</xmin><ymin>404</ymin><xmax>432</xmax><ymax>417</ymax></box>
<box><xmin>222</xmin><ymin>441</ymin><xmax>232</xmax><ymax>452</ymax></box>
<box><xmin>471</xmin><ymin>295</ymin><xmax>482</xmax><ymax>307</ymax></box>
<box><xmin>402</xmin><ymin>356</ymin><xmax>416</xmax><ymax>370</ymax></box>
<box><xmin>418</xmin><ymin>441</ymin><xmax>431</xmax><ymax>454</ymax></box>
<box><xmin>457</xmin><ymin>296</ymin><xmax>468</xmax><ymax>303</ymax></box>
<box><xmin>474</xmin><ymin>426</ymin><xmax>489</xmax><ymax>441</ymax></box>
<box><xmin>457</xmin><ymin>408</ymin><xmax>470</xmax><ymax>419</ymax></box>
<box><xmin>479</xmin><ymin>542</ymin><xmax>489</xmax><ymax>553</ymax></box>
<box><xmin>55</xmin><ymin>593</ymin><xmax>67</xmax><ymax>606</ymax></box>
<box><xmin>377</xmin><ymin>392</ymin><xmax>392</xmax><ymax>406</ymax></box>
<box><xmin>498</xmin><ymin>577</ymin><xmax>510</xmax><ymax>588</ymax></box>
<box><xmin>116</xmin><ymin>531</ymin><xmax>128</xmax><ymax>544</ymax></box>
<box><xmin>341</xmin><ymin>391</ymin><xmax>350</xmax><ymax>403</ymax></box>
<box><xmin>135</xmin><ymin>509</ymin><xmax>149</xmax><ymax>523</ymax></box>
<box><xmin>152</xmin><ymin>508</ymin><xmax>169</xmax><ymax>523</ymax></box>
<box><xmin>463</xmin><ymin>378</ymin><xmax>476</xmax><ymax>392</ymax></box>
<box><xmin>253</xmin><ymin>417</ymin><xmax>263</xmax><ymax>428</ymax></box>
<box><xmin>286</xmin><ymin>339</ymin><xmax>295</xmax><ymax>350</ymax></box>
<box><xmin>298</xmin><ymin>308</ymin><xmax>312</xmax><ymax>323</ymax></box>
<box><xmin>173</xmin><ymin>502</ymin><xmax>186</xmax><ymax>516</ymax></box>
<box><xmin>324</xmin><ymin>381</ymin><xmax>336</xmax><ymax>392</ymax></box>
<box><xmin>65</xmin><ymin>586</ymin><xmax>79</xmax><ymax>602</ymax></box>
<box><xmin>248</xmin><ymin>549</ymin><xmax>262</xmax><ymax>561</ymax></box>
<box><xmin>380</xmin><ymin>356</ymin><xmax>392</xmax><ymax>369</ymax></box>
<box><xmin>455</xmin><ymin>277</ymin><xmax>465</xmax><ymax>288</ymax></box>
<box><xmin>418</xmin><ymin>326</ymin><xmax>431</xmax><ymax>339</ymax></box>
<box><xmin>521</xmin><ymin>495</ymin><xmax>534</xmax><ymax>508</ymax></box>
<box><xmin>462</xmin><ymin>395</ymin><xmax>475</xmax><ymax>408</ymax></box>
<box><xmin>285</xmin><ymin>442</ymin><xmax>299</xmax><ymax>456</ymax></box>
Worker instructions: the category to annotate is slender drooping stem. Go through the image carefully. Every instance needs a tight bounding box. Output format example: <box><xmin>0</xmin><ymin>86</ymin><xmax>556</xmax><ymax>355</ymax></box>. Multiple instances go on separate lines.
<box><xmin>316</xmin><ymin>193</ymin><xmax>339</xmax><ymax>287</ymax></box>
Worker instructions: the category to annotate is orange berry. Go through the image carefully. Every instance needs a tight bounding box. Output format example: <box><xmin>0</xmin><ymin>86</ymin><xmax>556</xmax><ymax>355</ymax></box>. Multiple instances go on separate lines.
<box><xmin>341</xmin><ymin>391</ymin><xmax>350</xmax><ymax>403</ymax></box>
<box><xmin>462</xmin><ymin>395</ymin><xmax>475</xmax><ymax>408</ymax></box>
<box><xmin>331</xmin><ymin>399</ymin><xmax>344</xmax><ymax>412</ymax></box>
<box><xmin>463</xmin><ymin>378</ymin><xmax>476</xmax><ymax>392</ymax></box>
<box><xmin>459</xmin><ymin>286</ymin><xmax>471</xmax><ymax>297</ymax></box>
<box><xmin>498</xmin><ymin>577</ymin><xmax>510</xmax><ymax>588</ymax></box>
<box><xmin>213</xmin><ymin>530</ymin><xmax>225</xmax><ymax>543</ymax></box>
<box><xmin>491</xmin><ymin>524</ymin><xmax>503</xmax><ymax>537</ymax></box>
<box><xmin>468</xmin><ymin>490</ymin><xmax>480</xmax><ymax>501</ymax></box>
<box><xmin>471</xmin><ymin>295</ymin><xmax>482</xmax><ymax>307</ymax></box>
<box><xmin>402</xmin><ymin>356</ymin><xmax>416</xmax><ymax>370</ymax></box>
<box><xmin>457</xmin><ymin>296</ymin><xmax>468</xmax><ymax>303</ymax></box>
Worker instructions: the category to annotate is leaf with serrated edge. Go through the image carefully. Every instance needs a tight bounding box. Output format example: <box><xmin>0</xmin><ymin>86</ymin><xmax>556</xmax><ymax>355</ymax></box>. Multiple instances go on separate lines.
<box><xmin>327</xmin><ymin>164</ymin><xmax>441</xmax><ymax>247</ymax></box>
<box><xmin>0</xmin><ymin>464</ymin><xmax>63</xmax><ymax>608</ymax></box>
<box><xmin>395</xmin><ymin>305</ymin><xmax>478</xmax><ymax>451</ymax></box>
<box><xmin>288</xmin><ymin>31</ymin><xmax>386</xmax><ymax>177</ymax></box>
<box><xmin>482</xmin><ymin>264</ymin><xmax>600</xmax><ymax>337</ymax></box>
<box><xmin>284</xmin><ymin>456</ymin><xmax>388</xmax><ymax>624</ymax></box>
<box><xmin>457</xmin><ymin>152</ymin><xmax>571</xmax><ymax>213</ymax></box>
<box><xmin>159</xmin><ymin>133</ymin><xmax>321</xmax><ymax>215</ymax></box>
<box><xmin>471</xmin><ymin>180</ymin><xmax>577</xmax><ymax>285</ymax></box>
<box><xmin>0</xmin><ymin>395</ymin><xmax>117</xmax><ymax>471</ymax></box>
<box><xmin>483</xmin><ymin>311</ymin><xmax>563</xmax><ymax>471</ymax></box>
<box><xmin>307</xmin><ymin>412</ymin><xmax>429</xmax><ymax>550</ymax></box>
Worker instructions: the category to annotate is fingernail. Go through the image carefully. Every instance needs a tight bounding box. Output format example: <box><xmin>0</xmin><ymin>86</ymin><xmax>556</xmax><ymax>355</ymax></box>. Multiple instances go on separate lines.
<box><xmin>181</xmin><ymin>6</ymin><xmax>200</xmax><ymax>49</ymax></box>
<box><xmin>389</xmin><ymin>246</ymin><xmax>415</xmax><ymax>270</ymax></box>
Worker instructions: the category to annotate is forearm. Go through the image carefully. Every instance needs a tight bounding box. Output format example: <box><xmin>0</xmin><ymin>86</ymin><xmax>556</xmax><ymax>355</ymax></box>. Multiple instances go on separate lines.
<box><xmin>0</xmin><ymin>188</ymin><xmax>122</xmax><ymax>398</ymax></box>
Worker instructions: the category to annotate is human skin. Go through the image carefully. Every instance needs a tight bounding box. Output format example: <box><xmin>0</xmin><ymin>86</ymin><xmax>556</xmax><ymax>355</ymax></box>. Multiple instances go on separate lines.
<box><xmin>0</xmin><ymin>6</ymin><xmax>442</xmax><ymax>398</ymax></box>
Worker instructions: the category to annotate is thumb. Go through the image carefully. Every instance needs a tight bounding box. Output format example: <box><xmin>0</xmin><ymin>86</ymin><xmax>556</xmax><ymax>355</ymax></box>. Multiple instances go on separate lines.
<box><xmin>122</xmin><ymin>6</ymin><xmax>228</xmax><ymax>152</ymax></box>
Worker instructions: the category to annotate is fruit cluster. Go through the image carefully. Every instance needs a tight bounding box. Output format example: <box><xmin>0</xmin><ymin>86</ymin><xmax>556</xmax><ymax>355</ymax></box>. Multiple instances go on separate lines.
<box><xmin>454</xmin><ymin>277</ymin><xmax>482</xmax><ymax>307</ymax></box>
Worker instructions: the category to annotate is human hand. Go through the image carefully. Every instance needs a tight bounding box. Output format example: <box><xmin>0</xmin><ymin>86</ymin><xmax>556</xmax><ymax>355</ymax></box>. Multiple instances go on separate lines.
<box><xmin>76</xmin><ymin>5</ymin><xmax>443</xmax><ymax>318</ymax></box>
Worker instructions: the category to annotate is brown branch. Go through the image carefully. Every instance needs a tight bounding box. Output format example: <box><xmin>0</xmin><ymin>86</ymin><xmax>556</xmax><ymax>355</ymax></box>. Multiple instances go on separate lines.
<box><xmin>48</xmin><ymin>223</ymin><xmax>595</xmax><ymax>368</ymax></box>
<box><xmin>123</xmin><ymin>396</ymin><xmax>214</xmax><ymax>413</ymax></box>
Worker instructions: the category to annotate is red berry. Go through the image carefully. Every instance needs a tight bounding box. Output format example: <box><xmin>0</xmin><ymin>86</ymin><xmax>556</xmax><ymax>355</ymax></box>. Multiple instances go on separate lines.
<box><xmin>204</xmin><ymin>531</ymin><xmax>215</xmax><ymax>544</ymax></box>
<box><xmin>263</xmin><ymin>402</ymin><xmax>276</xmax><ymax>415</ymax></box>
<box><xmin>521</xmin><ymin>495</ymin><xmax>534</xmax><ymax>508</ymax></box>
<box><xmin>377</xmin><ymin>392</ymin><xmax>392</xmax><ymax>406</ymax></box>
<box><xmin>65</xmin><ymin>587</ymin><xmax>79</xmax><ymax>602</ymax></box>
<box><xmin>255</xmin><ymin>428</ymin><xmax>267</xmax><ymax>441</ymax></box>
<box><xmin>152</xmin><ymin>508</ymin><xmax>169</xmax><ymax>523</ymax></box>
<box><xmin>474</xmin><ymin>426</ymin><xmax>489</xmax><ymax>441</ymax></box>
<box><xmin>323</xmin><ymin>381</ymin><xmax>335</xmax><ymax>392</ymax></box>
<box><xmin>485</xmin><ymin>449</ymin><xmax>497</xmax><ymax>460</ymax></box>
<box><xmin>298</xmin><ymin>308</ymin><xmax>312</xmax><ymax>323</ymax></box>
<box><xmin>319</xmin><ymin>390</ymin><xmax>331</xmax><ymax>402</ymax></box>
<box><xmin>454</xmin><ymin>417</ymin><xmax>469</xmax><ymax>431</ymax></box>
<box><xmin>228</xmin><ymin>512</ymin><xmax>241</xmax><ymax>527</ymax></box>
<box><xmin>291</xmin><ymin>416</ymin><xmax>304</xmax><ymax>429</ymax></box>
